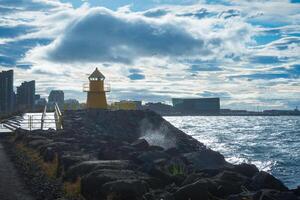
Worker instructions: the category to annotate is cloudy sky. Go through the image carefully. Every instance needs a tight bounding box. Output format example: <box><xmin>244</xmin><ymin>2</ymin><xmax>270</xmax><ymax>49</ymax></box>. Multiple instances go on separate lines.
<box><xmin>0</xmin><ymin>0</ymin><xmax>299</xmax><ymax>110</ymax></box>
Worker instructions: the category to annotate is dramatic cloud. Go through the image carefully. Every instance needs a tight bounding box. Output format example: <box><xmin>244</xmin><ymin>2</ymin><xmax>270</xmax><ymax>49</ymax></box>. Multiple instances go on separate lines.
<box><xmin>28</xmin><ymin>7</ymin><xmax>210</xmax><ymax>64</ymax></box>
<box><xmin>1</xmin><ymin>0</ymin><xmax>300</xmax><ymax>109</ymax></box>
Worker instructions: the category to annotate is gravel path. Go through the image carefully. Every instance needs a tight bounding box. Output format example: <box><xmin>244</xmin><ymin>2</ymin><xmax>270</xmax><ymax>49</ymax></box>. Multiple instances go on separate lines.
<box><xmin>0</xmin><ymin>142</ymin><xmax>34</xmax><ymax>200</ymax></box>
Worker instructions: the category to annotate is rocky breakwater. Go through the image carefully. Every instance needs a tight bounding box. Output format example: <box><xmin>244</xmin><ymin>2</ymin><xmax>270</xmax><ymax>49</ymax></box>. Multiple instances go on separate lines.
<box><xmin>6</xmin><ymin>109</ymin><xmax>300</xmax><ymax>200</ymax></box>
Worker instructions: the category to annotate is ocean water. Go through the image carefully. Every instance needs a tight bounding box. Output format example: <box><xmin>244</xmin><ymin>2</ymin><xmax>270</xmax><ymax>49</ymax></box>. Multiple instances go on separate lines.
<box><xmin>164</xmin><ymin>116</ymin><xmax>300</xmax><ymax>189</ymax></box>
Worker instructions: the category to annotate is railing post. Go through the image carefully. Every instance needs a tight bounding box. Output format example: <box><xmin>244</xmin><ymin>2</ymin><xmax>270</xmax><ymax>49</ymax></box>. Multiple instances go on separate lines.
<box><xmin>29</xmin><ymin>115</ymin><xmax>32</xmax><ymax>132</ymax></box>
<box><xmin>41</xmin><ymin>105</ymin><xmax>47</xmax><ymax>130</ymax></box>
<box><xmin>54</xmin><ymin>103</ymin><xmax>63</xmax><ymax>130</ymax></box>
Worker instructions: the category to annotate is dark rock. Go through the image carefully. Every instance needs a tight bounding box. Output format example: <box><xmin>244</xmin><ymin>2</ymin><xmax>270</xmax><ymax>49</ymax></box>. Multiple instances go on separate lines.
<box><xmin>170</xmin><ymin>174</ymin><xmax>186</xmax><ymax>186</ymax></box>
<box><xmin>173</xmin><ymin>179</ymin><xmax>213</xmax><ymax>200</ymax></box>
<box><xmin>22</xmin><ymin>135</ymin><xmax>48</xmax><ymax>143</ymax></box>
<box><xmin>227</xmin><ymin>191</ymin><xmax>261</xmax><ymax>200</ymax></box>
<box><xmin>148</xmin><ymin>145</ymin><xmax>164</xmax><ymax>151</ymax></box>
<box><xmin>39</xmin><ymin>142</ymin><xmax>71</xmax><ymax>159</ymax></box>
<box><xmin>183</xmin><ymin>149</ymin><xmax>227</xmax><ymax>170</ymax></box>
<box><xmin>258</xmin><ymin>189</ymin><xmax>297</xmax><ymax>200</ymax></box>
<box><xmin>81</xmin><ymin>169</ymin><xmax>151</xmax><ymax>200</ymax></box>
<box><xmin>181</xmin><ymin>169</ymin><xmax>220</xmax><ymax>186</ymax></box>
<box><xmin>291</xmin><ymin>186</ymin><xmax>300</xmax><ymax>196</ymax></box>
<box><xmin>144</xmin><ymin>190</ymin><xmax>175</xmax><ymax>200</ymax></box>
<box><xmin>137</xmin><ymin>151</ymin><xmax>170</xmax><ymax>164</ymax></box>
<box><xmin>249</xmin><ymin>171</ymin><xmax>288</xmax><ymax>191</ymax></box>
<box><xmin>165</xmin><ymin>147</ymin><xmax>181</xmax><ymax>157</ymax></box>
<box><xmin>181</xmin><ymin>173</ymin><xmax>203</xmax><ymax>186</ymax></box>
<box><xmin>141</xmin><ymin>163</ymin><xmax>172</xmax><ymax>187</ymax></box>
<box><xmin>42</xmin><ymin>147</ymin><xmax>56</xmax><ymax>162</ymax></box>
<box><xmin>102</xmin><ymin>179</ymin><xmax>149</xmax><ymax>200</ymax></box>
<box><xmin>27</xmin><ymin>139</ymin><xmax>52</xmax><ymax>149</ymax></box>
<box><xmin>232</xmin><ymin>163</ymin><xmax>259</xmax><ymax>178</ymax></box>
<box><xmin>64</xmin><ymin>160</ymin><xmax>133</xmax><ymax>182</ymax></box>
<box><xmin>58</xmin><ymin>154</ymin><xmax>90</xmax><ymax>176</ymax></box>
<box><xmin>213</xmin><ymin>170</ymin><xmax>249</xmax><ymax>197</ymax></box>
<box><xmin>131</xmin><ymin>139</ymin><xmax>149</xmax><ymax>150</ymax></box>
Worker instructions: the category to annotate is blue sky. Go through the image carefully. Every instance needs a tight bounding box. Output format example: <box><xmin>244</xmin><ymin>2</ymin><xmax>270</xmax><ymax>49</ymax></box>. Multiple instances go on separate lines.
<box><xmin>0</xmin><ymin>0</ymin><xmax>299</xmax><ymax>110</ymax></box>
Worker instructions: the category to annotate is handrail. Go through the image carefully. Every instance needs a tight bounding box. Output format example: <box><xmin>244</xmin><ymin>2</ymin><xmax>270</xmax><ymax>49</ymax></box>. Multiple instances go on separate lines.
<box><xmin>54</xmin><ymin>103</ymin><xmax>63</xmax><ymax>130</ymax></box>
<box><xmin>41</xmin><ymin>105</ymin><xmax>47</xmax><ymax>130</ymax></box>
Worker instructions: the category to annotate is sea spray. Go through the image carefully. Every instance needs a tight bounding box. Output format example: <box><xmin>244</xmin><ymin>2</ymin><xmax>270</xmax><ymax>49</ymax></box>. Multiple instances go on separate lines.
<box><xmin>139</xmin><ymin>118</ymin><xmax>176</xmax><ymax>149</ymax></box>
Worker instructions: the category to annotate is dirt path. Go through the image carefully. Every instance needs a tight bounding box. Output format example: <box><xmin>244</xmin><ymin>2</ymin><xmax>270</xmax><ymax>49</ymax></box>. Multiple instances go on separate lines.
<box><xmin>0</xmin><ymin>142</ymin><xmax>34</xmax><ymax>200</ymax></box>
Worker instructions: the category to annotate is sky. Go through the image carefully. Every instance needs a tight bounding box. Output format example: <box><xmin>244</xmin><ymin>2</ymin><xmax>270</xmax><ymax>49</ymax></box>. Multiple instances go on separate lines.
<box><xmin>0</xmin><ymin>0</ymin><xmax>299</xmax><ymax>110</ymax></box>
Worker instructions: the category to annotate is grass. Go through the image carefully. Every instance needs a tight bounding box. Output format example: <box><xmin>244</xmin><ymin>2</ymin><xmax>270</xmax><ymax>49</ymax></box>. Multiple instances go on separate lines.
<box><xmin>15</xmin><ymin>141</ymin><xmax>85</xmax><ymax>199</ymax></box>
<box><xmin>63</xmin><ymin>178</ymin><xmax>83</xmax><ymax>198</ymax></box>
<box><xmin>168</xmin><ymin>164</ymin><xmax>186</xmax><ymax>176</ymax></box>
<box><xmin>15</xmin><ymin>143</ymin><xmax>58</xmax><ymax>178</ymax></box>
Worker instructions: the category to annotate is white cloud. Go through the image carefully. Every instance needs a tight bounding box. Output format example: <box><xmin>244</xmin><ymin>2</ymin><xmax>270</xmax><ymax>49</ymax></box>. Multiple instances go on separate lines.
<box><xmin>1</xmin><ymin>0</ymin><xmax>300</xmax><ymax>109</ymax></box>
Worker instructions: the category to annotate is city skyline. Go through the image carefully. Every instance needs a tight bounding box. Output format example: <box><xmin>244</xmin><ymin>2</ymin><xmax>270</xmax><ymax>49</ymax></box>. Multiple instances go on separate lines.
<box><xmin>0</xmin><ymin>0</ymin><xmax>300</xmax><ymax>110</ymax></box>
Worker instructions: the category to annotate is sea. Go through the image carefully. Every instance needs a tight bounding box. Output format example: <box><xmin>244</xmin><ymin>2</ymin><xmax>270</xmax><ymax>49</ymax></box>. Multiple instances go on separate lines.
<box><xmin>164</xmin><ymin>116</ymin><xmax>300</xmax><ymax>189</ymax></box>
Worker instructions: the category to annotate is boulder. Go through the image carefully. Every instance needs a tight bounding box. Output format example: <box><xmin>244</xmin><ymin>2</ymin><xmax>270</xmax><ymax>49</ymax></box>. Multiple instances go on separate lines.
<box><xmin>64</xmin><ymin>160</ymin><xmax>132</xmax><ymax>182</ymax></box>
<box><xmin>141</xmin><ymin>163</ymin><xmax>172</xmax><ymax>186</ymax></box>
<box><xmin>137</xmin><ymin>151</ymin><xmax>170</xmax><ymax>164</ymax></box>
<box><xmin>255</xmin><ymin>189</ymin><xmax>298</xmax><ymax>200</ymax></box>
<box><xmin>131</xmin><ymin>139</ymin><xmax>149</xmax><ymax>150</ymax></box>
<box><xmin>178</xmin><ymin>171</ymin><xmax>248</xmax><ymax>198</ymax></box>
<box><xmin>143</xmin><ymin>190</ymin><xmax>174</xmax><ymax>200</ymax></box>
<box><xmin>27</xmin><ymin>139</ymin><xmax>52</xmax><ymax>149</ymax></box>
<box><xmin>58</xmin><ymin>154</ymin><xmax>90</xmax><ymax>176</ymax></box>
<box><xmin>183</xmin><ymin>149</ymin><xmax>227</xmax><ymax>170</ymax></box>
<box><xmin>40</xmin><ymin>142</ymin><xmax>71</xmax><ymax>151</ymax></box>
<box><xmin>22</xmin><ymin>135</ymin><xmax>48</xmax><ymax>143</ymax></box>
<box><xmin>249</xmin><ymin>171</ymin><xmax>288</xmax><ymax>191</ymax></box>
<box><xmin>81</xmin><ymin>169</ymin><xmax>151</xmax><ymax>200</ymax></box>
<box><xmin>148</xmin><ymin>145</ymin><xmax>164</xmax><ymax>151</ymax></box>
<box><xmin>102</xmin><ymin>179</ymin><xmax>149</xmax><ymax>200</ymax></box>
<box><xmin>227</xmin><ymin>191</ymin><xmax>261</xmax><ymax>200</ymax></box>
<box><xmin>291</xmin><ymin>186</ymin><xmax>300</xmax><ymax>196</ymax></box>
<box><xmin>181</xmin><ymin>169</ymin><xmax>220</xmax><ymax>186</ymax></box>
<box><xmin>173</xmin><ymin>179</ymin><xmax>214</xmax><ymax>200</ymax></box>
<box><xmin>164</xmin><ymin>148</ymin><xmax>181</xmax><ymax>157</ymax></box>
<box><xmin>232</xmin><ymin>163</ymin><xmax>259</xmax><ymax>178</ymax></box>
<box><xmin>212</xmin><ymin>170</ymin><xmax>249</xmax><ymax>197</ymax></box>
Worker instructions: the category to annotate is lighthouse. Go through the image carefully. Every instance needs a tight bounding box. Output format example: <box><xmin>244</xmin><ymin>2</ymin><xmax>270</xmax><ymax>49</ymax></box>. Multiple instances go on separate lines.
<box><xmin>84</xmin><ymin>68</ymin><xmax>109</xmax><ymax>109</ymax></box>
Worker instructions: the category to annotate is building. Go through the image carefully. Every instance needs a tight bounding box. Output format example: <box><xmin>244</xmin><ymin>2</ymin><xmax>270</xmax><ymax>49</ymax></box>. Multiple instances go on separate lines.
<box><xmin>143</xmin><ymin>102</ymin><xmax>174</xmax><ymax>115</ymax></box>
<box><xmin>35</xmin><ymin>98</ymin><xmax>47</xmax><ymax>111</ymax></box>
<box><xmin>48</xmin><ymin>90</ymin><xmax>64</xmax><ymax>109</ymax></box>
<box><xmin>17</xmin><ymin>80</ymin><xmax>35</xmax><ymax>111</ymax></box>
<box><xmin>64</xmin><ymin>99</ymin><xmax>80</xmax><ymax>110</ymax></box>
<box><xmin>0</xmin><ymin>70</ymin><xmax>14</xmax><ymax>114</ymax></box>
<box><xmin>111</xmin><ymin>100</ymin><xmax>142</xmax><ymax>110</ymax></box>
<box><xmin>35</xmin><ymin>94</ymin><xmax>41</xmax><ymax>101</ymax></box>
<box><xmin>172</xmin><ymin>98</ymin><xmax>220</xmax><ymax>114</ymax></box>
<box><xmin>84</xmin><ymin>68</ymin><xmax>109</xmax><ymax>109</ymax></box>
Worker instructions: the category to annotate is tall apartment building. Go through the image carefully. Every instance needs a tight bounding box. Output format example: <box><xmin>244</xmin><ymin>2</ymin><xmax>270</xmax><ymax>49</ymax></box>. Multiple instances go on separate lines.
<box><xmin>0</xmin><ymin>70</ymin><xmax>14</xmax><ymax>114</ymax></box>
<box><xmin>16</xmin><ymin>80</ymin><xmax>35</xmax><ymax>111</ymax></box>
<box><xmin>48</xmin><ymin>90</ymin><xmax>64</xmax><ymax>109</ymax></box>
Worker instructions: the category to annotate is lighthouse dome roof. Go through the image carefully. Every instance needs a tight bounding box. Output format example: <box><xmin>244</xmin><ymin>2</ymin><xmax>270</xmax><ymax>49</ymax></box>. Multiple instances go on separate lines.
<box><xmin>89</xmin><ymin>68</ymin><xmax>105</xmax><ymax>79</ymax></box>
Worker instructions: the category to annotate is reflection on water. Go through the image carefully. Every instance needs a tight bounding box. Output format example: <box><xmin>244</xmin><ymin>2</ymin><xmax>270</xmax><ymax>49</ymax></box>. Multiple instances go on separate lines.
<box><xmin>164</xmin><ymin>116</ymin><xmax>300</xmax><ymax>189</ymax></box>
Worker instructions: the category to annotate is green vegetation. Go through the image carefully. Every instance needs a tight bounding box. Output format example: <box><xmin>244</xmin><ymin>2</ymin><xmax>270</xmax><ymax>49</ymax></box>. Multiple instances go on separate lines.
<box><xmin>168</xmin><ymin>163</ymin><xmax>186</xmax><ymax>176</ymax></box>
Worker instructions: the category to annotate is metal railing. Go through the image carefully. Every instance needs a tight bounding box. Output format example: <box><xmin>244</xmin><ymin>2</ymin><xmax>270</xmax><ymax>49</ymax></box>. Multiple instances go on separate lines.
<box><xmin>20</xmin><ymin>117</ymin><xmax>56</xmax><ymax>131</ymax></box>
<box><xmin>0</xmin><ymin>105</ymin><xmax>64</xmax><ymax>132</ymax></box>
<box><xmin>54</xmin><ymin>103</ymin><xmax>63</xmax><ymax>130</ymax></box>
<box><xmin>83</xmin><ymin>83</ymin><xmax>111</xmax><ymax>92</ymax></box>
